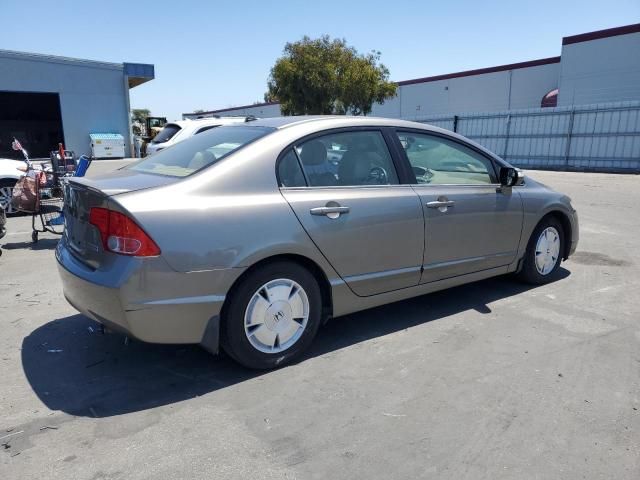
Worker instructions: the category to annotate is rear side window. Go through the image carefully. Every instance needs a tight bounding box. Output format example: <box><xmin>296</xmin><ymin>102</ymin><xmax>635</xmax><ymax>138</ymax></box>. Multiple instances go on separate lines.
<box><xmin>128</xmin><ymin>126</ymin><xmax>272</xmax><ymax>177</ymax></box>
<box><xmin>151</xmin><ymin>124</ymin><xmax>181</xmax><ymax>144</ymax></box>
<box><xmin>397</xmin><ymin>131</ymin><xmax>497</xmax><ymax>185</ymax></box>
<box><xmin>295</xmin><ymin>130</ymin><xmax>398</xmax><ymax>187</ymax></box>
<box><xmin>278</xmin><ymin>149</ymin><xmax>306</xmax><ymax>187</ymax></box>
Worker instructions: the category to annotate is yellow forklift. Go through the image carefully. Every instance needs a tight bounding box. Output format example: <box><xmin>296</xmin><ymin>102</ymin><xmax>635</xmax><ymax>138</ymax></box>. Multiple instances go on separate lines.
<box><xmin>141</xmin><ymin>116</ymin><xmax>167</xmax><ymax>156</ymax></box>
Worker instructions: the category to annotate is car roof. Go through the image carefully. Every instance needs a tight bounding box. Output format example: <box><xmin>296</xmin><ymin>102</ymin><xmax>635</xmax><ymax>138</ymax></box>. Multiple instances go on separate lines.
<box><xmin>245</xmin><ymin>115</ymin><xmax>443</xmax><ymax>131</ymax></box>
<box><xmin>237</xmin><ymin>115</ymin><xmax>505</xmax><ymax>164</ymax></box>
<box><xmin>171</xmin><ymin>117</ymin><xmax>248</xmax><ymax>129</ymax></box>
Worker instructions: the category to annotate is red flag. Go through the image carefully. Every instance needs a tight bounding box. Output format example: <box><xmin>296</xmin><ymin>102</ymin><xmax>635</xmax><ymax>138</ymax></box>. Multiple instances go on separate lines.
<box><xmin>11</xmin><ymin>138</ymin><xmax>30</xmax><ymax>163</ymax></box>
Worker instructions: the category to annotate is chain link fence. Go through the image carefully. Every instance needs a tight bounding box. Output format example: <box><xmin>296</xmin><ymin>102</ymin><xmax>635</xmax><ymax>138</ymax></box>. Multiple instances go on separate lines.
<box><xmin>414</xmin><ymin>101</ymin><xmax>640</xmax><ymax>172</ymax></box>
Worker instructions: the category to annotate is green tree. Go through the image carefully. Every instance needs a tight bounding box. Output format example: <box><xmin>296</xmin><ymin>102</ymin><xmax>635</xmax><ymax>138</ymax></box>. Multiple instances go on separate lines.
<box><xmin>131</xmin><ymin>108</ymin><xmax>151</xmax><ymax>124</ymax></box>
<box><xmin>266</xmin><ymin>36</ymin><xmax>397</xmax><ymax>116</ymax></box>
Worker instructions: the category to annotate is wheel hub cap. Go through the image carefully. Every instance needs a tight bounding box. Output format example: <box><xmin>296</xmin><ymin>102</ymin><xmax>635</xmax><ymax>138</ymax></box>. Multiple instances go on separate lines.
<box><xmin>264</xmin><ymin>301</ymin><xmax>293</xmax><ymax>332</ymax></box>
<box><xmin>535</xmin><ymin>226</ymin><xmax>560</xmax><ymax>275</ymax></box>
<box><xmin>244</xmin><ymin>279</ymin><xmax>309</xmax><ymax>354</ymax></box>
<box><xmin>0</xmin><ymin>186</ymin><xmax>14</xmax><ymax>214</ymax></box>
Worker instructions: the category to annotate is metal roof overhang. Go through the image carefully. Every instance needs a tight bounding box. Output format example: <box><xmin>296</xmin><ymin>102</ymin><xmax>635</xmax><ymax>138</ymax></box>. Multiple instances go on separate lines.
<box><xmin>124</xmin><ymin>62</ymin><xmax>155</xmax><ymax>88</ymax></box>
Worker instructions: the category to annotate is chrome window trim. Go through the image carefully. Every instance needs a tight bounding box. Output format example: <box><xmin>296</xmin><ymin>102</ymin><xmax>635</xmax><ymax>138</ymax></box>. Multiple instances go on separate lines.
<box><xmin>408</xmin><ymin>183</ymin><xmax>503</xmax><ymax>188</ymax></box>
<box><xmin>279</xmin><ymin>184</ymin><xmax>416</xmax><ymax>191</ymax></box>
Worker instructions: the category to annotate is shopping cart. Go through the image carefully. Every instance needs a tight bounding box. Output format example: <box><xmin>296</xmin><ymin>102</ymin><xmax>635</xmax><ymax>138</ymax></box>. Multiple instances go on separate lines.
<box><xmin>11</xmin><ymin>170</ymin><xmax>64</xmax><ymax>242</ymax></box>
<box><xmin>12</xmin><ymin>155</ymin><xmax>92</xmax><ymax>243</ymax></box>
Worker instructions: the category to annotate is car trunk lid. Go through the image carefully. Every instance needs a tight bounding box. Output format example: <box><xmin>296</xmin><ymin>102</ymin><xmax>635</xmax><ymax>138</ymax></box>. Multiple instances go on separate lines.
<box><xmin>72</xmin><ymin>168</ymin><xmax>177</xmax><ymax>195</ymax></box>
<box><xmin>63</xmin><ymin>171</ymin><xmax>176</xmax><ymax>268</ymax></box>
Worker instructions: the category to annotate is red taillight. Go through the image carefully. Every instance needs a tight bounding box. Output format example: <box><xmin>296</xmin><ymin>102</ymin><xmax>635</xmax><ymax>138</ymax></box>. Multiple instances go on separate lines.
<box><xmin>88</xmin><ymin>207</ymin><xmax>160</xmax><ymax>257</ymax></box>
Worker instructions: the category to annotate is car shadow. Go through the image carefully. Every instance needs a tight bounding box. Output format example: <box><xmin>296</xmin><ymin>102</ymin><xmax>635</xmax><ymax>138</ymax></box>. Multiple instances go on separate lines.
<box><xmin>2</xmin><ymin>238</ymin><xmax>59</xmax><ymax>251</ymax></box>
<box><xmin>21</xmin><ymin>269</ymin><xmax>569</xmax><ymax>418</ymax></box>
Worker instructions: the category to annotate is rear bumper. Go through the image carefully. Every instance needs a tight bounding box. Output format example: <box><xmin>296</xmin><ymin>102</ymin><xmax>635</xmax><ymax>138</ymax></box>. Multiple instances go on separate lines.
<box><xmin>56</xmin><ymin>237</ymin><xmax>245</xmax><ymax>347</ymax></box>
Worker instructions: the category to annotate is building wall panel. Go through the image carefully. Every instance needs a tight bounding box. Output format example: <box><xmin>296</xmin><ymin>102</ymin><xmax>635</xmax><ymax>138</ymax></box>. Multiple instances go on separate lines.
<box><xmin>558</xmin><ymin>32</ymin><xmax>640</xmax><ymax>106</ymax></box>
<box><xmin>0</xmin><ymin>52</ymin><xmax>129</xmax><ymax>157</ymax></box>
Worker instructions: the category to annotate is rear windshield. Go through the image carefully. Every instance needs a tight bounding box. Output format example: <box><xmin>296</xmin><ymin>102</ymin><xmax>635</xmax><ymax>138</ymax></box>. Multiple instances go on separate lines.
<box><xmin>128</xmin><ymin>126</ymin><xmax>273</xmax><ymax>177</ymax></box>
<box><xmin>151</xmin><ymin>124</ymin><xmax>181</xmax><ymax>144</ymax></box>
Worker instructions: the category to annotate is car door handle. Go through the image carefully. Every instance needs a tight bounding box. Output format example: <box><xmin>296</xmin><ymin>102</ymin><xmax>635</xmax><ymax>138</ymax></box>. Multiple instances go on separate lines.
<box><xmin>426</xmin><ymin>200</ymin><xmax>455</xmax><ymax>208</ymax></box>
<box><xmin>310</xmin><ymin>206</ymin><xmax>350</xmax><ymax>216</ymax></box>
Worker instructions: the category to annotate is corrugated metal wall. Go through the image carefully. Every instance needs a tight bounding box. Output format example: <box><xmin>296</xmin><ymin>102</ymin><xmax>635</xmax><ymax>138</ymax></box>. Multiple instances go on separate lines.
<box><xmin>0</xmin><ymin>50</ymin><xmax>131</xmax><ymax>158</ymax></box>
<box><xmin>416</xmin><ymin>101</ymin><xmax>640</xmax><ymax>172</ymax></box>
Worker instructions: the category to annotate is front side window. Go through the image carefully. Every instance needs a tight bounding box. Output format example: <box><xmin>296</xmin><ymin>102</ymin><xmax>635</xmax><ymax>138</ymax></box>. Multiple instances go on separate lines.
<box><xmin>295</xmin><ymin>130</ymin><xmax>398</xmax><ymax>187</ymax></box>
<box><xmin>397</xmin><ymin>131</ymin><xmax>496</xmax><ymax>185</ymax></box>
<box><xmin>129</xmin><ymin>126</ymin><xmax>272</xmax><ymax>177</ymax></box>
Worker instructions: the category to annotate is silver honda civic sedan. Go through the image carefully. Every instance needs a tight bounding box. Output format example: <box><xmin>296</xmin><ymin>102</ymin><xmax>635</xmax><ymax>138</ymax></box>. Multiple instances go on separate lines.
<box><xmin>56</xmin><ymin>116</ymin><xmax>578</xmax><ymax>369</ymax></box>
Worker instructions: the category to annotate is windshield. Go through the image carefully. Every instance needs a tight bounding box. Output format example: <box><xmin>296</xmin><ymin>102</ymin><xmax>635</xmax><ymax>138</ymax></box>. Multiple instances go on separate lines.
<box><xmin>128</xmin><ymin>126</ymin><xmax>273</xmax><ymax>177</ymax></box>
<box><xmin>151</xmin><ymin>124</ymin><xmax>181</xmax><ymax>144</ymax></box>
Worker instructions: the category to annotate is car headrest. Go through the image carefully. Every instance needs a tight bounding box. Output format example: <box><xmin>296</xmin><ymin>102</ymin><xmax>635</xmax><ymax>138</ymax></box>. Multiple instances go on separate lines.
<box><xmin>299</xmin><ymin>141</ymin><xmax>327</xmax><ymax>166</ymax></box>
<box><xmin>347</xmin><ymin>135</ymin><xmax>377</xmax><ymax>152</ymax></box>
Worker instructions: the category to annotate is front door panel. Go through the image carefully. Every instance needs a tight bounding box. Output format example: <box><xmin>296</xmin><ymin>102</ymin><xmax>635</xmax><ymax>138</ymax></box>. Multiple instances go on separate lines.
<box><xmin>413</xmin><ymin>185</ymin><xmax>523</xmax><ymax>283</ymax></box>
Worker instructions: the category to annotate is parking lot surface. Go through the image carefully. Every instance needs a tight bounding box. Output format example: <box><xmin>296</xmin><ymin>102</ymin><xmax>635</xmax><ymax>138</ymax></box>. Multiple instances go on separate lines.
<box><xmin>1</xmin><ymin>163</ymin><xmax>638</xmax><ymax>479</ymax></box>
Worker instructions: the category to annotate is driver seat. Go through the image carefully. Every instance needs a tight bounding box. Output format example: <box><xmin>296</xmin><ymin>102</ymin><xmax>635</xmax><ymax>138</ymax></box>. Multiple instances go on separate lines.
<box><xmin>338</xmin><ymin>149</ymin><xmax>384</xmax><ymax>186</ymax></box>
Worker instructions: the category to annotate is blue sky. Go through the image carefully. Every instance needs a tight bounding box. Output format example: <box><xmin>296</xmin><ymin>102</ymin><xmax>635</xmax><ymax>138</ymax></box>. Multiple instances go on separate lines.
<box><xmin>2</xmin><ymin>0</ymin><xmax>639</xmax><ymax>121</ymax></box>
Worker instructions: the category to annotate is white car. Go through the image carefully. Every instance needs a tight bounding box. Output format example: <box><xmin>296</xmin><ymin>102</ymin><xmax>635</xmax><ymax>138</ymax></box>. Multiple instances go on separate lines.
<box><xmin>0</xmin><ymin>158</ymin><xmax>28</xmax><ymax>215</ymax></box>
<box><xmin>146</xmin><ymin>117</ymin><xmax>252</xmax><ymax>156</ymax></box>
<box><xmin>0</xmin><ymin>158</ymin><xmax>52</xmax><ymax>215</ymax></box>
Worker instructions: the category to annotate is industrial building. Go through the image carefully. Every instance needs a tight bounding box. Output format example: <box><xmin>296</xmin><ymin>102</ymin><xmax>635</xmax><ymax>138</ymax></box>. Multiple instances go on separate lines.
<box><xmin>185</xmin><ymin>23</ymin><xmax>640</xmax><ymax>120</ymax></box>
<box><xmin>0</xmin><ymin>50</ymin><xmax>154</xmax><ymax>159</ymax></box>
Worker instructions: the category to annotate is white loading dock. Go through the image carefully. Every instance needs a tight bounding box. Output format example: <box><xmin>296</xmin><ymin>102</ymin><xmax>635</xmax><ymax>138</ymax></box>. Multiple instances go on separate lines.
<box><xmin>0</xmin><ymin>50</ymin><xmax>154</xmax><ymax>159</ymax></box>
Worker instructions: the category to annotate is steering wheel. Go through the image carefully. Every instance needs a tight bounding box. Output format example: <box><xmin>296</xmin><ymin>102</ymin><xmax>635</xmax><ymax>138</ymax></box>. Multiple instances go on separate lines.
<box><xmin>367</xmin><ymin>166</ymin><xmax>388</xmax><ymax>184</ymax></box>
<box><xmin>412</xmin><ymin>165</ymin><xmax>435</xmax><ymax>183</ymax></box>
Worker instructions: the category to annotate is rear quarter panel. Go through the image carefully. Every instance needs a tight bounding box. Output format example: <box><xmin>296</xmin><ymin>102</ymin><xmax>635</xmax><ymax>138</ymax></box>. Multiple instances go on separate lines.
<box><xmin>113</xmin><ymin>133</ymin><xmax>342</xmax><ymax>282</ymax></box>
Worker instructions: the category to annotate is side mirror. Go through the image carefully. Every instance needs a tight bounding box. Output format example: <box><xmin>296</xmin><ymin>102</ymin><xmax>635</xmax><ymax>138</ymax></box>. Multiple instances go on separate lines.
<box><xmin>499</xmin><ymin>167</ymin><xmax>524</xmax><ymax>187</ymax></box>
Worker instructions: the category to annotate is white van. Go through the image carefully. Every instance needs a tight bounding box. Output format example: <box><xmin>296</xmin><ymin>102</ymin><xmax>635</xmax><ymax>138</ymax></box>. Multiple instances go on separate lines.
<box><xmin>146</xmin><ymin>117</ymin><xmax>251</xmax><ymax>156</ymax></box>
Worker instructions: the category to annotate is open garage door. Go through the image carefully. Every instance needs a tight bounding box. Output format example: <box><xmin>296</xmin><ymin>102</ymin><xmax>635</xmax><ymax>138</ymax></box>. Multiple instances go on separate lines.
<box><xmin>0</xmin><ymin>91</ymin><xmax>64</xmax><ymax>159</ymax></box>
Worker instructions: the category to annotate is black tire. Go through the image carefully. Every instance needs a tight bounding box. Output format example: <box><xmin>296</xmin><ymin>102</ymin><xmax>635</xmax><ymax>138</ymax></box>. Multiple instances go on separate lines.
<box><xmin>221</xmin><ymin>261</ymin><xmax>323</xmax><ymax>370</ymax></box>
<box><xmin>32</xmin><ymin>231</ymin><xmax>38</xmax><ymax>243</ymax></box>
<box><xmin>0</xmin><ymin>179</ymin><xmax>17</xmax><ymax>216</ymax></box>
<box><xmin>518</xmin><ymin>216</ymin><xmax>564</xmax><ymax>285</ymax></box>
